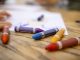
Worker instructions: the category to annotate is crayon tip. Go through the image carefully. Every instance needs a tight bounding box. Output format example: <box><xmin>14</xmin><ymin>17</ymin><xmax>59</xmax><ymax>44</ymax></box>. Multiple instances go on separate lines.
<box><xmin>32</xmin><ymin>33</ymin><xmax>42</xmax><ymax>40</ymax></box>
<box><xmin>35</xmin><ymin>28</ymin><xmax>44</xmax><ymax>33</ymax></box>
<box><xmin>45</xmin><ymin>43</ymin><xmax>58</xmax><ymax>51</ymax></box>
<box><xmin>37</xmin><ymin>15</ymin><xmax>44</xmax><ymax>21</ymax></box>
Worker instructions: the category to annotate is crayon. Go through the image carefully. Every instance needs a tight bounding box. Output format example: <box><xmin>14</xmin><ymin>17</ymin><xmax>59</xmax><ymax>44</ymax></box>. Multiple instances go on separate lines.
<box><xmin>15</xmin><ymin>26</ymin><xmax>44</xmax><ymax>33</ymax></box>
<box><xmin>75</xmin><ymin>20</ymin><xmax>80</xmax><ymax>25</ymax></box>
<box><xmin>51</xmin><ymin>28</ymin><xmax>65</xmax><ymax>43</ymax></box>
<box><xmin>75</xmin><ymin>20</ymin><xmax>80</xmax><ymax>23</ymax></box>
<box><xmin>32</xmin><ymin>28</ymin><xmax>59</xmax><ymax>40</ymax></box>
<box><xmin>37</xmin><ymin>15</ymin><xmax>44</xmax><ymax>21</ymax></box>
<box><xmin>1</xmin><ymin>26</ymin><xmax>10</xmax><ymax>44</ymax></box>
<box><xmin>45</xmin><ymin>37</ymin><xmax>80</xmax><ymax>51</ymax></box>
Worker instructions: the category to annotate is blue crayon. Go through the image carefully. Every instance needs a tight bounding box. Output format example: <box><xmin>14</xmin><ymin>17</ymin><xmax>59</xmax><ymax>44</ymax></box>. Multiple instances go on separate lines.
<box><xmin>32</xmin><ymin>28</ymin><xmax>59</xmax><ymax>40</ymax></box>
<box><xmin>15</xmin><ymin>26</ymin><xmax>44</xmax><ymax>33</ymax></box>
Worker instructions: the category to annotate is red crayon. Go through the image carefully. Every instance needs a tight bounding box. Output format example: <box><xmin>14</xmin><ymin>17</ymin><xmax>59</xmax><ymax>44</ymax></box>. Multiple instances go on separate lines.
<box><xmin>1</xmin><ymin>26</ymin><xmax>10</xmax><ymax>44</ymax></box>
<box><xmin>45</xmin><ymin>37</ymin><xmax>80</xmax><ymax>51</ymax></box>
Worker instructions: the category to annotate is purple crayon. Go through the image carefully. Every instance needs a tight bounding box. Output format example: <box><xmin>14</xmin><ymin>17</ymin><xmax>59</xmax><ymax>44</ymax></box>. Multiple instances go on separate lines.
<box><xmin>15</xmin><ymin>26</ymin><xmax>44</xmax><ymax>33</ymax></box>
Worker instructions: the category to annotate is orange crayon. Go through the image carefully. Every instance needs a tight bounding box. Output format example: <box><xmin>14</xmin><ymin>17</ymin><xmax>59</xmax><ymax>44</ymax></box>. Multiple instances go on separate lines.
<box><xmin>1</xmin><ymin>26</ymin><xmax>10</xmax><ymax>44</ymax></box>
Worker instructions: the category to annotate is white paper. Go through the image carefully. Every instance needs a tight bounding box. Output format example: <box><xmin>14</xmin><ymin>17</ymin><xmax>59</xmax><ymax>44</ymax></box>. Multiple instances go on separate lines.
<box><xmin>6</xmin><ymin>5</ymin><xmax>68</xmax><ymax>35</ymax></box>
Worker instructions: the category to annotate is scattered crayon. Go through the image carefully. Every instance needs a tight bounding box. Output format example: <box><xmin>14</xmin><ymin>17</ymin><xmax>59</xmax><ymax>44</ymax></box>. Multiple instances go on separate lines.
<box><xmin>32</xmin><ymin>28</ymin><xmax>59</xmax><ymax>40</ymax></box>
<box><xmin>1</xmin><ymin>26</ymin><xmax>10</xmax><ymax>44</ymax></box>
<box><xmin>51</xmin><ymin>28</ymin><xmax>65</xmax><ymax>43</ymax></box>
<box><xmin>45</xmin><ymin>37</ymin><xmax>80</xmax><ymax>51</ymax></box>
<box><xmin>15</xmin><ymin>26</ymin><xmax>44</xmax><ymax>33</ymax></box>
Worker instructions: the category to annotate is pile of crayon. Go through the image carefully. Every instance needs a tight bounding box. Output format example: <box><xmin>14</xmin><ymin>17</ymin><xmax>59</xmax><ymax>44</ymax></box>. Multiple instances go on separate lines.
<box><xmin>32</xmin><ymin>28</ymin><xmax>80</xmax><ymax>52</ymax></box>
<box><xmin>0</xmin><ymin>11</ymin><xmax>11</xmax><ymax>44</ymax></box>
<box><xmin>14</xmin><ymin>15</ymin><xmax>80</xmax><ymax>52</ymax></box>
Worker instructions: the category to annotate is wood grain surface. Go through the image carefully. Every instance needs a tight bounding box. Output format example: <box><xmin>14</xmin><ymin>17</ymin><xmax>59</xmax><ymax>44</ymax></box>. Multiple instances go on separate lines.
<box><xmin>0</xmin><ymin>8</ymin><xmax>80</xmax><ymax>60</ymax></box>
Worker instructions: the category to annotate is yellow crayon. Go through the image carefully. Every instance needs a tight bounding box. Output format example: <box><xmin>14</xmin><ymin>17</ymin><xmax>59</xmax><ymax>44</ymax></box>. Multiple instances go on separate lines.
<box><xmin>51</xmin><ymin>28</ymin><xmax>65</xmax><ymax>43</ymax></box>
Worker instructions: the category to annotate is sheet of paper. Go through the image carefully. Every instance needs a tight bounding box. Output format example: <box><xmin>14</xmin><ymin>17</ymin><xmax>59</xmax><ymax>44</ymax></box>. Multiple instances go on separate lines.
<box><xmin>6</xmin><ymin>5</ymin><xmax>68</xmax><ymax>35</ymax></box>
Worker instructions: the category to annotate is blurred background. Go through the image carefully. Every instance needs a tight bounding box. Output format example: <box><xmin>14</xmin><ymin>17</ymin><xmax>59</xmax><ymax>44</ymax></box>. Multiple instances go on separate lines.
<box><xmin>0</xmin><ymin>0</ymin><xmax>80</xmax><ymax>10</ymax></box>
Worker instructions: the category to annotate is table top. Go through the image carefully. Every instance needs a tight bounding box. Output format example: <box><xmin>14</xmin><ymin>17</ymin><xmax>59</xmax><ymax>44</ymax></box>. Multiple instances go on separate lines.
<box><xmin>0</xmin><ymin>6</ymin><xmax>80</xmax><ymax>60</ymax></box>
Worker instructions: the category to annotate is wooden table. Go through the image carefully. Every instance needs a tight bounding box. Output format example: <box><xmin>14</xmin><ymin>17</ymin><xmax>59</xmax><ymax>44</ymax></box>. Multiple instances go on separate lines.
<box><xmin>0</xmin><ymin>6</ymin><xmax>80</xmax><ymax>60</ymax></box>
